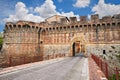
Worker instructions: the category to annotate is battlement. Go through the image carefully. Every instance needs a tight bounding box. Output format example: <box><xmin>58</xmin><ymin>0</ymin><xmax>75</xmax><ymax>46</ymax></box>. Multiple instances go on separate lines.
<box><xmin>5</xmin><ymin>14</ymin><xmax>120</xmax><ymax>30</ymax></box>
<box><xmin>3</xmin><ymin>13</ymin><xmax>120</xmax><ymax>60</ymax></box>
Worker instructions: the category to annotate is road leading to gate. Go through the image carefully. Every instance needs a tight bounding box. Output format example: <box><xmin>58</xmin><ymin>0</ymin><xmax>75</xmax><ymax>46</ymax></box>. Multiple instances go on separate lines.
<box><xmin>0</xmin><ymin>55</ymin><xmax>89</xmax><ymax>80</ymax></box>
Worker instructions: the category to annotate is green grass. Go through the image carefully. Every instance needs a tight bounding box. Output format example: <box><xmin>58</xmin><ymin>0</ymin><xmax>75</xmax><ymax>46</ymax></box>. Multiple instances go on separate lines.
<box><xmin>108</xmin><ymin>74</ymin><xmax>120</xmax><ymax>80</ymax></box>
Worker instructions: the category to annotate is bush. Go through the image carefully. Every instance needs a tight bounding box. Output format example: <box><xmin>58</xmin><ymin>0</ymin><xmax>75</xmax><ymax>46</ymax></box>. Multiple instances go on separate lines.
<box><xmin>108</xmin><ymin>74</ymin><xmax>120</xmax><ymax>80</ymax></box>
<box><xmin>0</xmin><ymin>37</ymin><xmax>3</xmax><ymax>50</ymax></box>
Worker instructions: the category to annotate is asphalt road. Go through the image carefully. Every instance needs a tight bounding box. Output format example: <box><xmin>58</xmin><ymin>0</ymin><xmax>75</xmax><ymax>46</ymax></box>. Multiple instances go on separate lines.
<box><xmin>0</xmin><ymin>54</ymin><xmax>89</xmax><ymax>80</ymax></box>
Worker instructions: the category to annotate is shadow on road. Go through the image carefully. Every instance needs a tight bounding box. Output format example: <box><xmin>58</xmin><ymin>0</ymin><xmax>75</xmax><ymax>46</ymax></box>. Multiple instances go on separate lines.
<box><xmin>73</xmin><ymin>53</ymin><xmax>86</xmax><ymax>57</ymax></box>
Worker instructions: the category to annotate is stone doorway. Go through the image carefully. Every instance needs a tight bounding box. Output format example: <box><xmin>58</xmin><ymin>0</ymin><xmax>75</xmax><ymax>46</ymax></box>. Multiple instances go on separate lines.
<box><xmin>72</xmin><ymin>41</ymin><xmax>85</xmax><ymax>56</ymax></box>
<box><xmin>70</xmin><ymin>36</ymin><xmax>87</xmax><ymax>57</ymax></box>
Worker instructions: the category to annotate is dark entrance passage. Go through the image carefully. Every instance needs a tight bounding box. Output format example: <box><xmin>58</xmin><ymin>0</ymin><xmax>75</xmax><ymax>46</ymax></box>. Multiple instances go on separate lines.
<box><xmin>72</xmin><ymin>43</ymin><xmax>76</xmax><ymax>56</ymax></box>
<box><xmin>72</xmin><ymin>41</ymin><xmax>85</xmax><ymax>57</ymax></box>
<box><xmin>72</xmin><ymin>41</ymin><xmax>81</xmax><ymax>56</ymax></box>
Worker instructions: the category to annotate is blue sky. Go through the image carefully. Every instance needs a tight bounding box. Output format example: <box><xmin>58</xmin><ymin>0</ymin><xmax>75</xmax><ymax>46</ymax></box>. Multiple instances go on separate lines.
<box><xmin>0</xmin><ymin>0</ymin><xmax>120</xmax><ymax>32</ymax></box>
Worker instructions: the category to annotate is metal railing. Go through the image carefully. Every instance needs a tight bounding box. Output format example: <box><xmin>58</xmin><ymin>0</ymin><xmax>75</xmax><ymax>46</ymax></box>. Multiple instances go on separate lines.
<box><xmin>91</xmin><ymin>54</ymin><xmax>120</xmax><ymax>80</ymax></box>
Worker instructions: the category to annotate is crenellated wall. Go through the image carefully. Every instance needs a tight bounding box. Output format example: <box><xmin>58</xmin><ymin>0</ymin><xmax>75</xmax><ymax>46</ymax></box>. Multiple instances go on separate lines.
<box><xmin>3</xmin><ymin>21</ymin><xmax>42</xmax><ymax>57</ymax></box>
<box><xmin>2</xmin><ymin>14</ymin><xmax>120</xmax><ymax>59</ymax></box>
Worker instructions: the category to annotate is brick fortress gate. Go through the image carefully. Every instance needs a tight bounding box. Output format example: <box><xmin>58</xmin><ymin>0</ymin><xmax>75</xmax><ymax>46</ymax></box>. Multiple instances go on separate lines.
<box><xmin>2</xmin><ymin>14</ymin><xmax>120</xmax><ymax>60</ymax></box>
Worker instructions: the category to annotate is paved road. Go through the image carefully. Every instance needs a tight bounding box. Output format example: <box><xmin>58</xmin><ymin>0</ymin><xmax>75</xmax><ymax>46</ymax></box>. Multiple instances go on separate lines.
<box><xmin>0</xmin><ymin>55</ymin><xmax>89</xmax><ymax>80</ymax></box>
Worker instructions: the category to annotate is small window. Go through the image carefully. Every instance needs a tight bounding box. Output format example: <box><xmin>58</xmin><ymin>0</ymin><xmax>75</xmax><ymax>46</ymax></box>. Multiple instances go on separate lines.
<box><xmin>71</xmin><ymin>26</ymin><xmax>74</xmax><ymax>29</ymax></box>
<box><xmin>32</xmin><ymin>26</ymin><xmax>35</xmax><ymax>28</ymax></box>
<box><xmin>41</xmin><ymin>41</ymin><xmax>43</xmax><ymax>44</ymax></box>
<box><xmin>23</xmin><ymin>25</ymin><xmax>26</xmax><ymax>28</ymax></box>
<box><xmin>53</xmin><ymin>27</ymin><xmax>55</xmax><ymax>30</ymax></box>
<box><xmin>84</xmin><ymin>25</ymin><xmax>87</xmax><ymax>27</ymax></box>
<box><xmin>36</xmin><ymin>26</ymin><xmax>38</xmax><ymax>29</ymax></box>
<box><xmin>112</xmin><ymin>23</ymin><xmax>115</xmax><ymax>26</ymax></box>
<box><xmin>18</xmin><ymin>25</ymin><xmax>21</xmax><ymax>28</ymax></box>
<box><xmin>68</xmin><ymin>26</ymin><xmax>70</xmax><ymax>29</ymax></box>
<box><xmin>9</xmin><ymin>25</ymin><xmax>12</xmax><ymax>29</ymax></box>
<box><xmin>13</xmin><ymin>25</ymin><xmax>16</xmax><ymax>28</ymax></box>
<box><xmin>103</xmin><ymin>50</ymin><xmax>106</xmax><ymax>54</ymax></box>
<box><xmin>75</xmin><ymin>25</ymin><xmax>78</xmax><ymax>28</ymax></box>
<box><xmin>60</xmin><ymin>27</ymin><xmax>62</xmax><ymax>30</ymax></box>
<box><xmin>5</xmin><ymin>25</ymin><xmax>8</xmax><ymax>29</ymax></box>
<box><xmin>49</xmin><ymin>28</ymin><xmax>51</xmax><ymax>30</ymax></box>
<box><xmin>80</xmin><ymin>25</ymin><xmax>82</xmax><ymax>27</ymax></box>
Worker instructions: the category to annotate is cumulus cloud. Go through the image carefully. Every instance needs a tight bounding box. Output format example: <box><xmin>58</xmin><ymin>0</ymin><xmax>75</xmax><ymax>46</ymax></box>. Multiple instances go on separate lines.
<box><xmin>61</xmin><ymin>11</ymin><xmax>79</xmax><ymax>20</ymax></box>
<box><xmin>92</xmin><ymin>0</ymin><xmax>120</xmax><ymax>18</ymax></box>
<box><xmin>4</xmin><ymin>0</ymin><xmax>79</xmax><ymax>23</ymax></box>
<box><xmin>34</xmin><ymin>0</ymin><xmax>59</xmax><ymax>18</ymax></box>
<box><xmin>87</xmin><ymin>14</ymin><xmax>91</xmax><ymax>20</ymax></box>
<box><xmin>73</xmin><ymin>0</ymin><xmax>90</xmax><ymax>8</ymax></box>
<box><xmin>4</xmin><ymin>2</ymin><xmax>44</xmax><ymax>23</ymax></box>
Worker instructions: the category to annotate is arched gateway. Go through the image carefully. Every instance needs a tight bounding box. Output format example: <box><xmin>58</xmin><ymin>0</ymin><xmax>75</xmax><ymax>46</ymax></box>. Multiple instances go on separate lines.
<box><xmin>3</xmin><ymin>14</ymin><xmax>120</xmax><ymax>60</ymax></box>
<box><xmin>69</xmin><ymin>36</ymin><xmax>87</xmax><ymax>57</ymax></box>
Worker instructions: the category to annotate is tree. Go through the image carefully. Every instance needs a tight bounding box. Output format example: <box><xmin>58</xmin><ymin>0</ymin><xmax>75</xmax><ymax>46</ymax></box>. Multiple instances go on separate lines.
<box><xmin>0</xmin><ymin>37</ymin><xmax>3</xmax><ymax>50</ymax></box>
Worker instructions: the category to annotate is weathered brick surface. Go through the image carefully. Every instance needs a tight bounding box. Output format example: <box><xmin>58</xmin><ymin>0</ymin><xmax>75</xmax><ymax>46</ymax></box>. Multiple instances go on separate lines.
<box><xmin>2</xmin><ymin>14</ymin><xmax>120</xmax><ymax>57</ymax></box>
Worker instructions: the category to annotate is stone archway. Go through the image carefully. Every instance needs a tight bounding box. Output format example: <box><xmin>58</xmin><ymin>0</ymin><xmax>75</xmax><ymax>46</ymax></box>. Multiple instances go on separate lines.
<box><xmin>69</xmin><ymin>36</ymin><xmax>87</xmax><ymax>57</ymax></box>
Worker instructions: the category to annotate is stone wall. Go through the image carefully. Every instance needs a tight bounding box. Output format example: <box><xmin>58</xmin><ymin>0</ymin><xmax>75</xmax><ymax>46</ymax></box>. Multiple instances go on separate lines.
<box><xmin>86</xmin><ymin>44</ymin><xmax>120</xmax><ymax>67</ymax></box>
<box><xmin>2</xmin><ymin>14</ymin><xmax>120</xmax><ymax>59</ymax></box>
<box><xmin>43</xmin><ymin>44</ymin><xmax>70</xmax><ymax>57</ymax></box>
<box><xmin>3</xmin><ymin>22</ymin><xmax>41</xmax><ymax>57</ymax></box>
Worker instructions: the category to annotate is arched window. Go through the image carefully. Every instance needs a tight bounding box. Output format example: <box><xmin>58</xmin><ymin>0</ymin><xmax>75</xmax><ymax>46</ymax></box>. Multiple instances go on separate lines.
<box><xmin>32</xmin><ymin>26</ymin><xmax>35</xmax><ymax>29</ymax></box>
<box><xmin>63</xmin><ymin>26</ymin><xmax>66</xmax><ymax>29</ymax></box>
<box><xmin>102</xmin><ymin>24</ymin><xmax>105</xmax><ymax>30</ymax></box>
<box><xmin>49</xmin><ymin>27</ymin><xmax>51</xmax><ymax>30</ymax></box>
<box><xmin>18</xmin><ymin>25</ymin><xmax>21</xmax><ymax>28</ymax></box>
<box><xmin>75</xmin><ymin>25</ymin><xmax>78</xmax><ymax>28</ymax></box>
<box><xmin>107</xmin><ymin>23</ymin><xmax>111</xmax><ymax>29</ymax></box>
<box><xmin>80</xmin><ymin>25</ymin><xmax>82</xmax><ymax>27</ymax></box>
<box><xmin>68</xmin><ymin>26</ymin><xmax>70</xmax><ymax>29</ymax></box>
<box><xmin>9</xmin><ymin>25</ymin><xmax>12</xmax><ymax>29</ymax></box>
<box><xmin>53</xmin><ymin>27</ymin><xmax>55</xmax><ymax>30</ymax></box>
<box><xmin>71</xmin><ymin>26</ymin><xmax>74</xmax><ymax>29</ymax></box>
<box><xmin>88</xmin><ymin>25</ymin><xmax>91</xmax><ymax>31</ymax></box>
<box><xmin>112</xmin><ymin>23</ymin><xmax>115</xmax><ymax>26</ymax></box>
<box><xmin>111</xmin><ymin>23</ymin><xmax>116</xmax><ymax>29</ymax></box>
<box><xmin>23</xmin><ymin>25</ymin><xmax>26</xmax><ymax>28</ymax></box>
<box><xmin>13</xmin><ymin>24</ymin><xmax>16</xmax><ymax>28</ymax></box>
<box><xmin>5</xmin><ymin>25</ymin><xmax>8</xmax><ymax>29</ymax></box>
<box><xmin>60</xmin><ymin>27</ymin><xmax>62</xmax><ymax>30</ymax></box>
<box><xmin>117</xmin><ymin>22</ymin><xmax>120</xmax><ymax>28</ymax></box>
<box><xmin>36</xmin><ymin>26</ymin><xmax>38</xmax><ymax>29</ymax></box>
<box><xmin>56</xmin><ymin>27</ymin><xmax>58</xmax><ymax>30</ymax></box>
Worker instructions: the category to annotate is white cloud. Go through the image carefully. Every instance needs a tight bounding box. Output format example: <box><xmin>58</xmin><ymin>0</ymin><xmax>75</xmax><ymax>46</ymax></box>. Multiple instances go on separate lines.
<box><xmin>73</xmin><ymin>0</ymin><xmax>90</xmax><ymax>8</ymax></box>
<box><xmin>4</xmin><ymin>2</ymin><xmax>44</xmax><ymax>23</ymax></box>
<box><xmin>92</xmin><ymin>0</ymin><xmax>120</xmax><ymax>18</ymax></box>
<box><xmin>35</xmin><ymin>0</ymin><xmax>59</xmax><ymax>18</ymax></box>
<box><xmin>61</xmin><ymin>11</ymin><xmax>79</xmax><ymax>20</ymax></box>
<box><xmin>87</xmin><ymin>14</ymin><xmax>91</xmax><ymax>20</ymax></box>
<box><xmin>4</xmin><ymin>0</ymin><xmax>79</xmax><ymax>23</ymax></box>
